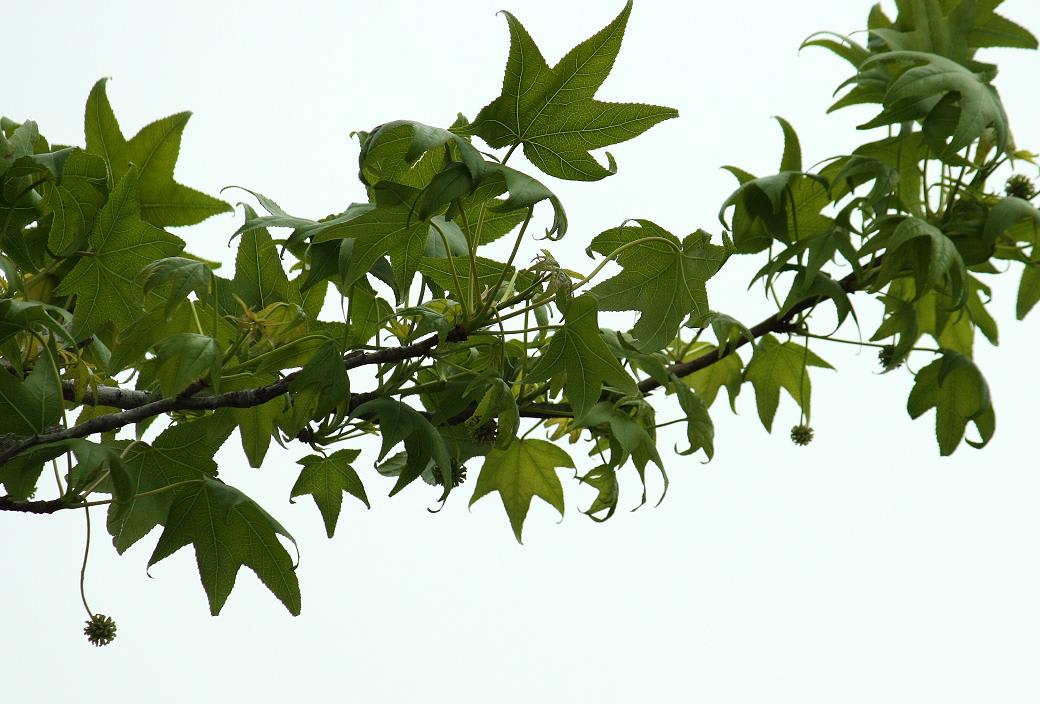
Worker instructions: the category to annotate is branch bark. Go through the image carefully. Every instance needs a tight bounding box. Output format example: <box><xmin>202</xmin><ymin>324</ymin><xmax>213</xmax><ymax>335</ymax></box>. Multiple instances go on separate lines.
<box><xmin>0</xmin><ymin>268</ymin><xmax>865</xmax><ymax>498</ymax></box>
<box><xmin>0</xmin><ymin>329</ymin><xmax>460</xmax><ymax>467</ymax></box>
<box><xmin>0</xmin><ymin>496</ymin><xmax>67</xmax><ymax>514</ymax></box>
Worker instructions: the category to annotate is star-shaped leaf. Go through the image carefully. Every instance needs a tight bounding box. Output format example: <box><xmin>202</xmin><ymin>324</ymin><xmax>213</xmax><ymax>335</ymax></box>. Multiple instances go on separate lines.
<box><xmin>469</xmin><ymin>1</ymin><xmax>677</xmax><ymax>181</ymax></box>
<box><xmin>84</xmin><ymin>78</ymin><xmax>231</xmax><ymax>226</ymax></box>
<box><xmin>743</xmin><ymin>334</ymin><xmax>833</xmax><ymax>431</ymax></box>
<box><xmin>54</xmin><ymin>165</ymin><xmax>184</xmax><ymax>338</ymax></box>
<box><xmin>106</xmin><ymin>415</ymin><xmax>235</xmax><ymax>554</ymax></box>
<box><xmin>291</xmin><ymin>449</ymin><xmax>370</xmax><ymax>538</ymax></box>
<box><xmin>870</xmin><ymin>0</ymin><xmax>1037</xmax><ymax>65</ymax></box>
<box><xmin>907</xmin><ymin>350</ymin><xmax>995</xmax><ymax>455</ymax></box>
<box><xmin>149</xmin><ymin>475</ymin><xmax>300</xmax><ymax>616</ymax></box>
<box><xmin>676</xmin><ymin>342</ymin><xmax>744</xmax><ymax>412</ymax></box>
<box><xmin>0</xmin><ymin>357</ymin><xmax>62</xmax><ymax>437</ymax></box>
<box><xmin>313</xmin><ymin>202</ymin><xmax>428</xmax><ymax>302</ymax></box>
<box><xmin>231</xmin><ymin>206</ymin><xmax>298</xmax><ymax>310</ymax></box>
<box><xmin>351</xmin><ymin>398</ymin><xmax>452</xmax><ymax>496</ymax></box>
<box><xmin>469</xmin><ymin>439</ymin><xmax>574</xmax><ymax>543</ymax></box>
<box><xmin>588</xmin><ymin>220</ymin><xmax>726</xmax><ymax>352</ymax></box>
<box><xmin>526</xmin><ymin>294</ymin><xmax>639</xmax><ymax>420</ymax></box>
<box><xmin>860</xmin><ymin>51</ymin><xmax>1010</xmax><ymax>156</ymax></box>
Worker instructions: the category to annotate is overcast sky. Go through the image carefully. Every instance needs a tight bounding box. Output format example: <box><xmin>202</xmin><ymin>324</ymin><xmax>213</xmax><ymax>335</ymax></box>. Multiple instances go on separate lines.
<box><xmin>4</xmin><ymin>1</ymin><xmax>1040</xmax><ymax>702</ymax></box>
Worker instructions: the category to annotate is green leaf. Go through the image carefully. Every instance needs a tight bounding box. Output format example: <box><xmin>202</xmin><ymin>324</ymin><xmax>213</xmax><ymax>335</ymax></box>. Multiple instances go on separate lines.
<box><xmin>53</xmin><ymin>166</ymin><xmax>184</xmax><ymax>338</ymax></box>
<box><xmin>291</xmin><ymin>449</ymin><xmax>369</xmax><ymax>538</ymax></box>
<box><xmin>149</xmin><ymin>475</ymin><xmax>300</xmax><ymax>616</ymax></box>
<box><xmin>153</xmin><ymin>332</ymin><xmax>222</xmax><ymax>397</ymax></box>
<box><xmin>579</xmin><ymin>400</ymin><xmax>665</xmax><ymax>507</ymax></box>
<box><xmin>860</xmin><ymin>51</ymin><xmax>1009</xmax><ymax>156</ymax></box>
<box><xmin>0</xmin><ymin>120</ymin><xmax>39</xmax><ymax>178</ymax></box>
<box><xmin>41</xmin><ymin>182</ymin><xmax>87</xmax><ymax>256</ymax></box>
<box><xmin>743</xmin><ymin>334</ymin><xmax>832</xmax><ymax>431</ymax></box>
<box><xmin>107</xmin><ymin>414</ymin><xmax>235</xmax><ymax>553</ymax></box>
<box><xmin>1017</xmin><ymin>264</ymin><xmax>1040</xmax><ymax>320</ymax></box>
<box><xmin>526</xmin><ymin>294</ymin><xmax>638</xmax><ymax>420</ymax></box>
<box><xmin>0</xmin><ymin>299</ymin><xmax>74</xmax><ymax>347</ymax></box>
<box><xmin>868</xmin><ymin>216</ymin><xmax>966</xmax><ymax>305</ymax></box>
<box><xmin>719</xmin><ymin>121</ymin><xmax>832</xmax><ymax>252</ymax></box>
<box><xmin>588</xmin><ymin>220</ymin><xmax>726</xmax><ymax>352</ymax></box>
<box><xmin>470</xmin><ymin>1</ymin><xmax>677</xmax><ymax>181</ymax></box>
<box><xmin>419</xmin><ymin>255</ymin><xmax>534</xmax><ymax>300</ymax></box>
<box><xmin>486</xmin><ymin>162</ymin><xmax>567</xmax><ymax>239</ymax></box>
<box><xmin>351</xmin><ymin>398</ymin><xmax>451</xmax><ymax>496</ymax></box>
<box><xmin>672</xmin><ymin>381</ymin><xmax>714</xmax><ymax>460</ymax></box>
<box><xmin>457</xmin><ymin>178</ymin><xmax>528</xmax><ymax>245</ymax></box>
<box><xmin>907</xmin><ymin>351</ymin><xmax>995</xmax><ymax>455</ymax></box>
<box><xmin>84</xmin><ymin>79</ymin><xmax>231</xmax><ymax>226</ymax></box>
<box><xmin>675</xmin><ymin>342</ymin><xmax>744</xmax><ymax>412</ymax></box>
<box><xmin>313</xmin><ymin>201</ymin><xmax>427</xmax><ymax>302</ymax></box>
<box><xmin>139</xmin><ymin>256</ymin><xmax>217</xmax><ymax>319</ymax></box>
<box><xmin>109</xmin><ymin>297</ymin><xmax>234</xmax><ymax>374</ymax></box>
<box><xmin>469</xmin><ymin>439</ymin><xmax>574</xmax><ymax>542</ymax></box>
<box><xmin>358</xmin><ymin>120</ymin><xmax>484</xmax><ymax>190</ymax></box>
<box><xmin>283</xmin><ymin>341</ymin><xmax>349</xmax><ymax>436</ymax></box>
<box><xmin>0</xmin><ymin>445</ymin><xmax>66</xmax><ymax>501</ymax></box>
<box><xmin>578</xmin><ymin>464</ymin><xmax>619</xmax><ymax>523</ymax></box>
<box><xmin>232</xmin><ymin>206</ymin><xmax>297</xmax><ymax>310</ymax></box>
<box><xmin>211</xmin><ymin>372</ymin><xmax>283</xmax><ymax>469</ymax></box>
<box><xmin>0</xmin><ymin>354</ymin><xmax>62</xmax><ymax>436</ymax></box>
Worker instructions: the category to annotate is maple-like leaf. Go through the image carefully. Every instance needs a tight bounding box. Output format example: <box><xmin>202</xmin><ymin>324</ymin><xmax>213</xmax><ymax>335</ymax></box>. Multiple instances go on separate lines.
<box><xmin>907</xmin><ymin>351</ymin><xmax>995</xmax><ymax>455</ymax></box>
<box><xmin>677</xmin><ymin>342</ymin><xmax>744</xmax><ymax>411</ymax></box>
<box><xmin>0</xmin><ymin>359</ymin><xmax>62</xmax><ymax>436</ymax></box>
<box><xmin>469</xmin><ymin>439</ymin><xmax>574</xmax><ymax>543</ymax></box>
<box><xmin>469</xmin><ymin>1</ymin><xmax>677</xmax><ymax>181</ymax></box>
<box><xmin>106</xmin><ymin>415</ymin><xmax>235</xmax><ymax>554</ymax></box>
<box><xmin>291</xmin><ymin>449</ymin><xmax>370</xmax><ymax>538</ymax></box>
<box><xmin>54</xmin><ymin>166</ymin><xmax>184</xmax><ymax>338</ymax></box>
<box><xmin>859</xmin><ymin>51</ymin><xmax>1010</xmax><ymax>156</ymax></box>
<box><xmin>313</xmin><ymin>202</ymin><xmax>428</xmax><ymax>302</ymax></box>
<box><xmin>870</xmin><ymin>0</ymin><xmax>1037</xmax><ymax>65</ymax></box>
<box><xmin>588</xmin><ymin>220</ymin><xmax>726</xmax><ymax>352</ymax></box>
<box><xmin>84</xmin><ymin>78</ymin><xmax>231</xmax><ymax>226</ymax></box>
<box><xmin>526</xmin><ymin>294</ymin><xmax>639</xmax><ymax>420</ymax></box>
<box><xmin>351</xmin><ymin>398</ymin><xmax>452</xmax><ymax>496</ymax></box>
<box><xmin>148</xmin><ymin>475</ymin><xmax>301</xmax><ymax>616</ymax></box>
<box><xmin>743</xmin><ymin>334</ymin><xmax>832</xmax><ymax>431</ymax></box>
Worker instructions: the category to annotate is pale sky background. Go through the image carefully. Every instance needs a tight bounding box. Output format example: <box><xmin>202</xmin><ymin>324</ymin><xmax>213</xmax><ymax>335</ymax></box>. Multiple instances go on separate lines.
<box><xmin>4</xmin><ymin>1</ymin><xmax>1040</xmax><ymax>702</ymax></box>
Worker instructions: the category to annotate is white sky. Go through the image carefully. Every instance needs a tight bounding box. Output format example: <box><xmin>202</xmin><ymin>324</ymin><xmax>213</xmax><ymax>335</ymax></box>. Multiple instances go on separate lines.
<box><xmin>4</xmin><ymin>1</ymin><xmax>1040</xmax><ymax>702</ymax></box>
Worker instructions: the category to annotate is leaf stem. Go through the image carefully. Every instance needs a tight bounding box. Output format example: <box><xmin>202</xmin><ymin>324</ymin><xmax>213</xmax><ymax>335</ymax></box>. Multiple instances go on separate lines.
<box><xmin>799</xmin><ymin>330</ymin><xmax>939</xmax><ymax>353</ymax></box>
<box><xmin>456</xmin><ymin>202</ymin><xmax>481</xmax><ymax>314</ymax></box>
<box><xmin>188</xmin><ymin>299</ymin><xmax>205</xmax><ymax>336</ymax></box>
<box><xmin>474</xmin><ymin>207</ymin><xmax>534</xmax><ymax>322</ymax></box>
<box><xmin>429</xmin><ymin>218</ymin><xmax>472</xmax><ymax>317</ymax></box>
<box><xmin>79</xmin><ymin>507</ymin><xmax>93</xmax><ymax>618</ymax></box>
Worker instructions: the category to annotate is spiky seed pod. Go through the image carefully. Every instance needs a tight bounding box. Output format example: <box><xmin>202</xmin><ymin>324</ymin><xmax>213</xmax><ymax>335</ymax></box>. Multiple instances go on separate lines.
<box><xmin>451</xmin><ymin>463</ymin><xmax>467</xmax><ymax>487</ymax></box>
<box><xmin>790</xmin><ymin>424</ymin><xmax>815</xmax><ymax>447</ymax></box>
<box><xmin>878</xmin><ymin>344</ymin><xmax>901</xmax><ymax>370</ymax></box>
<box><xmin>470</xmin><ymin>419</ymin><xmax>499</xmax><ymax>445</ymax></box>
<box><xmin>83</xmin><ymin>613</ymin><xmax>117</xmax><ymax>647</ymax></box>
<box><xmin>432</xmin><ymin>461</ymin><xmax>468</xmax><ymax>488</ymax></box>
<box><xmin>1005</xmin><ymin>174</ymin><xmax>1037</xmax><ymax>200</ymax></box>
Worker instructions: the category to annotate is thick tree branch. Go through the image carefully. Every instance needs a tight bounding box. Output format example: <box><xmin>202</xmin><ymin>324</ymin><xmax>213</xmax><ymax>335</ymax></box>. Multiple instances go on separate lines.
<box><xmin>0</xmin><ymin>329</ymin><xmax>462</xmax><ymax>467</ymax></box>
<box><xmin>0</xmin><ymin>268</ymin><xmax>865</xmax><ymax>481</ymax></box>
<box><xmin>638</xmin><ymin>269</ymin><xmax>863</xmax><ymax>395</ymax></box>
<box><xmin>0</xmin><ymin>496</ymin><xmax>67</xmax><ymax>514</ymax></box>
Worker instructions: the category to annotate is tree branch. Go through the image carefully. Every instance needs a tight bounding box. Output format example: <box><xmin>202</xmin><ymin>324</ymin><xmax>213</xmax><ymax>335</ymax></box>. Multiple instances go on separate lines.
<box><xmin>0</xmin><ymin>328</ymin><xmax>464</xmax><ymax>467</ymax></box>
<box><xmin>0</xmin><ymin>496</ymin><xmax>67</xmax><ymax>514</ymax></box>
<box><xmin>0</xmin><ymin>267</ymin><xmax>866</xmax><ymax>479</ymax></box>
<box><xmin>638</xmin><ymin>269</ymin><xmax>863</xmax><ymax>395</ymax></box>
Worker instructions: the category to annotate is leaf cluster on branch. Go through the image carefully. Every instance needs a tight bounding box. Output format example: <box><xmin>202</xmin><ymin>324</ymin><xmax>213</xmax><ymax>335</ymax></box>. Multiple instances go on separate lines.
<box><xmin>1</xmin><ymin>0</ymin><xmax>1039</xmax><ymax>634</ymax></box>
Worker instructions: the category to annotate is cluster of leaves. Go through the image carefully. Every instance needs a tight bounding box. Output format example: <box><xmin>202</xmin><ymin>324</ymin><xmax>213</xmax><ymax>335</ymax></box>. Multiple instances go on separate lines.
<box><xmin>1</xmin><ymin>0</ymin><xmax>1038</xmax><ymax>626</ymax></box>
